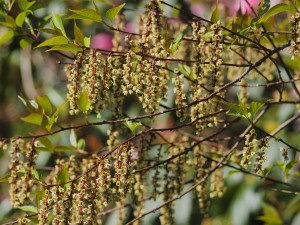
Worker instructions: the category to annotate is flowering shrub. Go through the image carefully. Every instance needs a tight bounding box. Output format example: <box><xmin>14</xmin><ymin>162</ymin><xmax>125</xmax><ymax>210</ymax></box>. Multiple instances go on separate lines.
<box><xmin>0</xmin><ymin>0</ymin><xmax>299</xmax><ymax>224</ymax></box>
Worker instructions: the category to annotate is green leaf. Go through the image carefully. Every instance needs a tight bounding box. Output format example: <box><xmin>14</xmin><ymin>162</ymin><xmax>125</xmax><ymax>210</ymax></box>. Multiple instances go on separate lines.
<box><xmin>123</xmin><ymin>121</ymin><xmax>142</xmax><ymax>133</ymax></box>
<box><xmin>77</xmin><ymin>90</ymin><xmax>91</xmax><ymax>113</ymax></box>
<box><xmin>211</xmin><ymin>0</ymin><xmax>219</xmax><ymax>22</ymax></box>
<box><xmin>52</xmin><ymin>14</ymin><xmax>67</xmax><ymax>37</ymax></box>
<box><xmin>46</xmin><ymin>44</ymin><xmax>83</xmax><ymax>54</ymax></box>
<box><xmin>258</xmin><ymin>0</ymin><xmax>270</xmax><ymax>17</ymax></box>
<box><xmin>285</xmin><ymin>160</ymin><xmax>298</xmax><ymax>172</ymax></box>
<box><xmin>105</xmin><ymin>3</ymin><xmax>126</xmax><ymax>22</ymax></box>
<box><xmin>39</xmin><ymin>28</ymin><xmax>62</xmax><ymax>36</ymax></box>
<box><xmin>35</xmin><ymin>190</ymin><xmax>45</xmax><ymax>208</ymax></box>
<box><xmin>257</xmin><ymin>203</ymin><xmax>282</xmax><ymax>225</ymax></box>
<box><xmin>16</xmin><ymin>11</ymin><xmax>27</xmax><ymax>27</ymax></box>
<box><xmin>17</xmin><ymin>205</ymin><xmax>38</xmax><ymax>214</ymax></box>
<box><xmin>204</xmin><ymin>31</ymin><xmax>213</xmax><ymax>38</ymax></box>
<box><xmin>74</xmin><ymin>20</ymin><xmax>84</xmax><ymax>46</ymax></box>
<box><xmin>36</xmin><ymin>95</ymin><xmax>53</xmax><ymax>115</ymax></box>
<box><xmin>220</xmin><ymin>100</ymin><xmax>248</xmax><ymax>119</ymax></box>
<box><xmin>36</xmin><ymin>147</ymin><xmax>53</xmax><ymax>152</ymax></box>
<box><xmin>68</xmin><ymin>9</ymin><xmax>102</xmax><ymax>23</ymax></box>
<box><xmin>84</xmin><ymin>36</ymin><xmax>91</xmax><ymax>47</ymax></box>
<box><xmin>258</xmin><ymin>4</ymin><xmax>291</xmax><ymax>24</ymax></box>
<box><xmin>20</xmin><ymin>39</ymin><xmax>32</xmax><ymax>49</ymax></box>
<box><xmin>77</xmin><ymin>139</ymin><xmax>86</xmax><ymax>149</ymax></box>
<box><xmin>171</xmin><ymin>27</ymin><xmax>188</xmax><ymax>52</ymax></box>
<box><xmin>226</xmin><ymin>108</ymin><xmax>246</xmax><ymax>118</ymax></box>
<box><xmin>18</xmin><ymin>167</ymin><xmax>27</xmax><ymax>173</ymax></box>
<box><xmin>0</xmin><ymin>30</ymin><xmax>14</xmax><ymax>45</ymax></box>
<box><xmin>37</xmin><ymin>137</ymin><xmax>54</xmax><ymax>151</ymax></box>
<box><xmin>46</xmin><ymin>101</ymin><xmax>67</xmax><ymax>132</ymax></box>
<box><xmin>57</xmin><ymin>165</ymin><xmax>70</xmax><ymax>188</ymax></box>
<box><xmin>0</xmin><ymin>15</ymin><xmax>16</xmax><ymax>28</ymax></box>
<box><xmin>54</xmin><ymin>145</ymin><xmax>76</xmax><ymax>152</ymax></box>
<box><xmin>249</xmin><ymin>101</ymin><xmax>266</xmax><ymax>119</ymax></box>
<box><xmin>18</xmin><ymin>0</ymin><xmax>35</xmax><ymax>11</ymax></box>
<box><xmin>0</xmin><ymin>174</ymin><xmax>10</xmax><ymax>183</ymax></box>
<box><xmin>239</xmin><ymin>27</ymin><xmax>251</xmax><ymax>36</ymax></box>
<box><xmin>36</xmin><ymin>36</ymin><xmax>68</xmax><ymax>48</ymax></box>
<box><xmin>21</xmin><ymin>113</ymin><xmax>43</xmax><ymax>125</ymax></box>
<box><xmin>31</xmin><ymin>169</ymin><xmax>40</xmax><ymax>180</ymax></box>
<box><xmin>179</xmin><ymin>64</ymin><xmax>194</xmax><ymax>80</ymax></box>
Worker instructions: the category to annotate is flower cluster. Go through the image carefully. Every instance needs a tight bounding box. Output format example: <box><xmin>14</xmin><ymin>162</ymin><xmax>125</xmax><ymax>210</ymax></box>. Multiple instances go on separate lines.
<box><xmin>8</xmin><ymin>138</ymin><xmax>38</xmax><ymax>207</ymax></box>
<box><xmin>172</xmin><ymin>72</ymin><xmax>187</xmax><ymax>121</ymax></box>
<box><xmin>35</xmin><ymin>141</ymin><xmax>137</xmax><ymax>225</ymax></box>
<box><xmin>290</xmin><ymin>12</ymin><xmax>300</xmax><ymax>59</ymax></box>
<box><xmin>191</xmin><ymin>21</ymin><xmax>223</xmax><ymax>134</ymax></box>
<box><xmin>193</xmin><ymin>145</ymin><xmax>209</xmax><ymax>214</ymax></box>
<box><xmin>241</xmin><ymin>129</ymin><xmax>258</xmax><ymax>168</ymax></box>
<box><xmin>254</xmin><ymin>137</ymin><xmax>269</xmax><ymax>174</ymax></box>
<box><xmin>280</xmin><ymin>147</ymin><xmax>289</xmax><ymax>162</ymax></box>
<box><xmin>66</xmin><ymin>49</ymin><xmax>112</xmax><ymax>116</ymax></box>
<box><xmin>241</xmin><ymin>130</ymin><xmax>270</xmax><ymax>174</ymax></box>
<box><xmin>209</xmin><ymin>148</ymin><xmax>225</xmax><ymax>198</ymax></box>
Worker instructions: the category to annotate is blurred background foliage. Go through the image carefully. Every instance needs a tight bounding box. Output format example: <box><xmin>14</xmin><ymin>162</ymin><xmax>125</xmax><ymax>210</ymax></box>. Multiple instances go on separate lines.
<box><xmin>0</xmin><ymin>0</ymin><xmax>300</xmax><ymax>224</ymax></box>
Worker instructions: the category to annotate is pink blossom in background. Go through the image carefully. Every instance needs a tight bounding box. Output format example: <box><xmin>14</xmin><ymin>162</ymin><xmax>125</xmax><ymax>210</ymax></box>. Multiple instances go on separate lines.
<box><xmin>220</xmin><ymin>0</ymin><xmax>282</xmax><ymax>16</ymax></box>
<box><xmin>125</xmin><ymin>22</ymin><xmax>136</xmax><ymax>33</ymax></box>
<box><xmin>90</xmin><ymin>33</ymin><xmax>113</xmax><ymax>51</ymax></box>
<box><xmin>220</xmin><ymin>0</ymin><xmax>260</xmax><ymax>15</ymax></box>
<box><xmin>190</xmin><ymin>3</ymin><xmax>206</xmax><ymax>16</ymax></box>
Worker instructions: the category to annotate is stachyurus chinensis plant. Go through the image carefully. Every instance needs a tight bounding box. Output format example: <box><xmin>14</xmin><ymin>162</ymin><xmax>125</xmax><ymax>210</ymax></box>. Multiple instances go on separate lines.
<box><xmin>0</xmin><ymin>0</ymin><xmax>299</xmax><ymax>224</ymax></box>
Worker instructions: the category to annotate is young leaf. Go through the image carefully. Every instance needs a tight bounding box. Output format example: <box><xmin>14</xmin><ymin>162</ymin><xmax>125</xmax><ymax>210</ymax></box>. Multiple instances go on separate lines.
<box><xmin>171</xmin><ymin>27</ymin><xmax>188</xmax><ymax>52</ymax></box>
<box><xmin>226</xmin><ymin>108</ymin><xmax>247</xmax><ymax>119</ymax></box>
<box><xmin>21</xmin><ymin>112</ymin><xmax>43</xmax><ymax>125</ymax></box>
<box><xmin>249</xmin><ymin>101</ymin><xmax>266</xmax><ymax>119</ymax></box>
<box><xmin>38</xmin><ymin>137</ymin><xmax>54</xmax><ymax>150</ymax></box>
<box><xmin>52</xmin><ymin>14</ymin><xmax>67</xmax><ymax>37</ymax></box>
<box><xmin>18</xmin><ymin>0</ymin><xmax>35</xmax><ymax>11</ymax></box>
<box><xmin>74</xmin><ymin>20</ymin><xmax>84</xmax><ymax>46</ymax></box>
<box><xmin>0</xmin><ymin>174</ymin><xmax>10</xmax><ymax>183</ymax></box>
<box><xmin>15</xmin><ymin>11</ymin><xmax>27</xmax><ymax>27</ymax></box>
<box><xmin>36</xmin><ymin>36</ymin><xmax>68</xmax><ymax>48</ymax></box>
<box><xmin>123</xmin><ymin>121</ymin><xmax>142</xmax><ymax>133</ymax></box>
<box><xmin>31</xmin><ymin>169</ymin><xmax>40</xmax><ymax>180</ymax></box>
<box><xmin>220</xmin><ymin>100</ymin><xmax>247</xmax><ymax>119</ymax></box>
<box><xmin>57</xmin><ymin>165</ymin><xmax>70</xmax><ymax>188</ymax></box>
<box><xmin>239</xmin><ymin>27</ymin><xmax>251</xmax><ymax>36</ymax></box>
<box><xmin>46</xmin><ymin>101</ymin><xmax>67</xmax><ymax>131</ymax></box>
<box><xmin>105</xmin><ymin>3</ymin><xmax>126</xmax><ymax>22</ymax></box>
<box><xmin>258</xmin><ymin>0</ymin><xmax>270</xmax><ymax>17</ymax></box>
<box><xmin>46</xmin><ymin>44</ymin><xmax>83</xmax><ymax>54</ymax></box>
<box><xmin>179</xmin><ymin>64</ymin><xmax>194</xmax><ymax>80</ymax></box>
<box><xmin>211</xmin><ymin>0</ymin><xmax>219</xmax><ymax>22</ymax></box>
<box><xmin>68</xmin><ymin>9</ymin><xmax>102</xmax><ymax>23</ymax></box>
<box><xmin>0</xmin><ymin>30</ymin><xmax>14</xmax><ymax>45</ymax></box>
<box><xmin>258</xmin><ymin>4</ymin><xmax>291</xmax><ymax>24</ymax></box>
<box><xmin>257</xmin><ymin>203</ymin><xmax>282</xmax><ymax>225</ymax></box>
<box><xmin>20</xmin><ymin>38</ymin><xmax>32</xmax><ymax>49</ymax></box>
<box><xmin>77</xmin><ymin>139</ymin><xmax>86</xmax><ymax>149</ymax></box>
<box><xmin>0</xmin><ymin>15</ymin><xmax>16</xmax><ymax>28</ymax></box>
<box><xmin>17</xmin><ymin>205</ymin><xmax>38</xmax><ymax>214</ymax></box>
<box><xmin>39</xmin><ymin>28</ymin><xmax>62</xmax><ymax>36</ymax></box>
<box><xmin>36</xmin><ymin>95</ymin><xmax>53</xmax><ymax>115</ymax></box>
<box><xmin>54</xmin><ymin>145</ymin><xmax>76</xmax><ymax>152</ymax></box>
<box><xmin>77</xmin><ymin>90</ymin><xmax>91</xmax><ymax>113</ymax></box>
<box><xmin>84</xmin><ymin>36</ymin><xmax>91</xmax><ymax>47</ymax></box>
